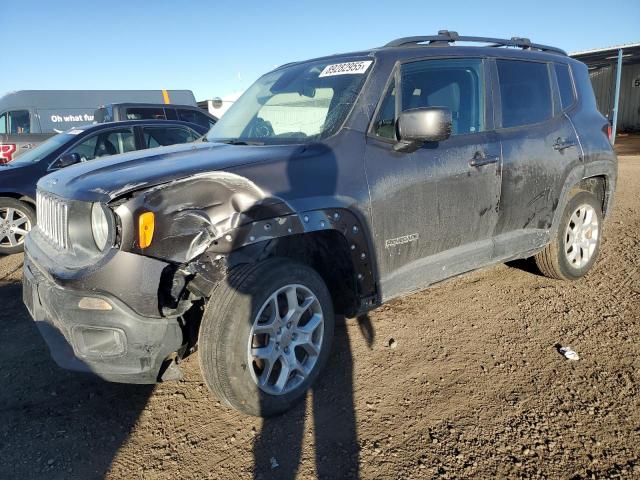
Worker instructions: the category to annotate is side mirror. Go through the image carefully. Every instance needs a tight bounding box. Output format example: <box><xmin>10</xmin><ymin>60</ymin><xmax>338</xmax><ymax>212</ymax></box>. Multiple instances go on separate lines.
<box><xmin>394</xmin><ymin>107</ymin><xmax>452</xmax><ymax>152</ymax></box>
<box><xmin>56</xmin><ymin>152</ymin><xmax>81</xmax><ymax>168</ymax></box>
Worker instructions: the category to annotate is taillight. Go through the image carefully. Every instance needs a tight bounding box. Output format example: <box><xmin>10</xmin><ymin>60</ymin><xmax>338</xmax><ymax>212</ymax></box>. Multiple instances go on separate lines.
<box><xmin>602</xmin><ymin>123</ymin><xmax>612</xmax><ymax>143</ymax></box>
<box><xmin>0</xmin><ymin>144</ymin><xmax>17</xmax><ymax>164</ymax></box>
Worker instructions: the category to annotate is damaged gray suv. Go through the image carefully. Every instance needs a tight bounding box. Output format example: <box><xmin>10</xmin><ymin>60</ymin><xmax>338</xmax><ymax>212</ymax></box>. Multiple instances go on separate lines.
<box><xmin>24</xmin><ymin>32</ymin><xmax>617</xmax><ymax>416</ymax></box>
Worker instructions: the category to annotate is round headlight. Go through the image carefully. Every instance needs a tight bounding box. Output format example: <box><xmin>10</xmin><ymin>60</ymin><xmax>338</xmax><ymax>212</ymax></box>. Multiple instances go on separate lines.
<box><xmin>91</xmin><ymin>203</ymin><xmax>111</xmax><ymax>251</ymax></box>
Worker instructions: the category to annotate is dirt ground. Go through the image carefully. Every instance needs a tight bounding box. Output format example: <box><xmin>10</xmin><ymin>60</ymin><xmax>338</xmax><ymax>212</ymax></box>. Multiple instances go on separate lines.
<box><xmin>1</xmin><ymin>156</ymin><xmax>639</xmax><ymax>480</ymax></box>
<box><xmin>614</xmin><ymin>134</ymin><xmax>640</xmax><ymax>156</ymax></box>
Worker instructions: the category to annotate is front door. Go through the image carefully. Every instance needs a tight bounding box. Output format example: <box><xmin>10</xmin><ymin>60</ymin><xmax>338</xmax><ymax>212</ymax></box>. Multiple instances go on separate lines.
<box><xmin>364</xmin><ymin>57</ymin><xmax>502</xmax><ymax>300</ymax></box>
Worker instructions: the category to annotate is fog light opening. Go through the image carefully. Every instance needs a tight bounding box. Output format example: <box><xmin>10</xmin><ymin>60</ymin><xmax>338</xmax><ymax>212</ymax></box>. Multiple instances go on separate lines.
<box><xmin>72</xmin><ymin>326</ymin><xmax>126</xmax><ymax>357</ymax></box>
<box><xmin>78</xmin><ymin>297</ymin><xmax>113</xmax><ymax>311</ymax></box>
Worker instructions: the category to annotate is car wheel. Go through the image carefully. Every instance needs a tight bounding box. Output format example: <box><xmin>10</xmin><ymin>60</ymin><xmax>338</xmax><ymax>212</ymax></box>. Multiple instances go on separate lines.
<box><xmin>198</xmin><ymin>258</ymin><xmax>335</xmax><ymax>417</ymax></box>
<box><xmin>0</xmin><ymin>198</ymin><xmax>35</xmax><ymax>255</ymax></box>
<box><xmin>534</xmin><ymin>190</ymin><xmax>603</xmax><ymax>280</ymax></box>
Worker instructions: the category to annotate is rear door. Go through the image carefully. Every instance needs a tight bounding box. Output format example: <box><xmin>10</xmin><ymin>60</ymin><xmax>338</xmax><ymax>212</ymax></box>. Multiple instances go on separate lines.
<box><xmin>492</xmin><ymin>59</ymin><xmax>582</xmax><ymax>257</ymax></box>
<box><xmin>364</xmin><ymin>57</ymin><xmax>502</xmax><ymax>300</ymax></box>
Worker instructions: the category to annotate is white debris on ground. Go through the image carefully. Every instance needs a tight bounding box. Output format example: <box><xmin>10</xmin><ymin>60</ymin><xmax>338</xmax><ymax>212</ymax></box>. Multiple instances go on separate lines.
<box><xmin>559</xmin><ymin>346</ymin><xmax>580</xmax><ymax>361</ymax></box>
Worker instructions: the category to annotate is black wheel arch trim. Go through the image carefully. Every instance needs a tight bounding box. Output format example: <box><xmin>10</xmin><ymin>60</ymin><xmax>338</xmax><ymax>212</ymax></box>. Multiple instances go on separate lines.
<box><xmin>550</xmin><ymin>160</ymin><xmax>617</xmax><ymax>235</ymax></box>
<box><xmin>205</xmin><ymin>207</ymin><xmax>378</xmax><ymax>302</ymax></box>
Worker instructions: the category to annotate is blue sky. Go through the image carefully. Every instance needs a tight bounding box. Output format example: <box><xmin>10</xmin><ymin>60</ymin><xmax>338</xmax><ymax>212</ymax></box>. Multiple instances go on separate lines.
<box><xmin>2</xmin><ymin>0</ymin><xmax>638</xmax><ymax>101</ymax></box>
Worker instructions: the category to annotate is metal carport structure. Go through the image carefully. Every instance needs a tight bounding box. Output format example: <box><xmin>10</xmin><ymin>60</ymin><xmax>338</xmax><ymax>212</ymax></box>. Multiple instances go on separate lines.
<box><xmin>570</xmin><ymin>43</ymin><xmax>640</xmax><ymax>144</ymax></box>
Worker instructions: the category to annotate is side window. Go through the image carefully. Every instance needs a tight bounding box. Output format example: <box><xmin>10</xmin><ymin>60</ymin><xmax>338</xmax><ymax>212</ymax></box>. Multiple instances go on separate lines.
<box><xmin>164</xmin><ymin>108</ymin><xmax>178</xmax><ymax>120</ymax></box>
<box><xmin>142</xmin><ymin>126</ymin><xmax>198</xmax><ymax>149</ymax></box>
<box><xmin>125</xmin><ymin>107</ymin><xmax>166</xmax><ymax>120</ymax></box>
<box><xmin>65</xmin><ymin>128</ymin><xmax>135</xmax><ymax>162</ymax></box>
<box><xmin>373</xmin><ymin>80</ymin><xmax>397</xmax><ymax>139</ymax></box>
<box><xmin>0</xmin><ymin>113</ymin><xmax>6</xmax><ymax>134</ymax></box>
<box><xmin>7</xmin><ymin>110</ymin><xmax>31</xmax><ymax>134</ymax></box>
<box><xmin>67</xmin><ymin>134</ymin><xmax>98</xmax><ymax>162</ymax></box>
<box><xmin>497</xmin><ymin>60</ymin><xmax>552</xmax><ymax>128</ymax></box>
<box><xmin>554</xmin><ymin>63</ymin><xmax>575</xmax><ymax>110</ymax></box>
<box><xmin>103</xmin><ymin>128</ymin><xmax>137</xmax><ymax>155</ymax></box>
<box><xmin>400</xmin><ymin>58</ymin><xmax>485</xmax><ymax>135</ymax></box>
<box><xmin>178</xmin><ymin>108</ymin><xmax>215</xmax><ymax>129</ymax></box>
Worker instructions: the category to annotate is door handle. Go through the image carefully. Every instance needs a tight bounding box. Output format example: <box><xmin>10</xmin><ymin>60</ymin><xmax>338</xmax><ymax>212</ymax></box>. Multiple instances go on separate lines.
<box><xmin>469</xmin><ymin>151</ymin><xmax>499</xmax><ymax>167</ymax></box>
<box><xmin>553</xmin><ymin>137</ymin><xmax>577</xmax><ymax>151</ymax></box>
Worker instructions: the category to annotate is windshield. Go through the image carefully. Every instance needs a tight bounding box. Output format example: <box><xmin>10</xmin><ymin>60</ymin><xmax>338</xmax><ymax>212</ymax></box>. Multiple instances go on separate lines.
<box><xmin>206</xmin><ymin>58</ymin><xmax>373</xmax><ymax>145</ymax></box>
<box><xmin>7</xmin><ymin>132</ymin><xmax>75</xmax><ymax>166</ymax></box>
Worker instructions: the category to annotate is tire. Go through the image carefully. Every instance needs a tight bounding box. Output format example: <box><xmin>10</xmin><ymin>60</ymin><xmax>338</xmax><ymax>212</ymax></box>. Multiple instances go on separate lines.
<box><xmin>198</xmin><ymin>257</ymin><xmax>335</xmax><ymax>417</ymax></box>
<box><xmin>534</xmin><ymin>190</ymin><xmax>603</xmax><ymax>280</ymax></box>
<box><xmin>0</xmin><ymin>198</ymin><xmax>35</xmax><ymax>255</ymax></box>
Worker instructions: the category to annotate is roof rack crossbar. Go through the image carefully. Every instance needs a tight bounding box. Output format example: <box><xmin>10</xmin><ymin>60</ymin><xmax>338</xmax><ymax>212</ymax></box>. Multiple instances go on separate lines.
<box><xmin>384</xmin><ymin>30</ymin><xmax>566</xmax><ymax>55</ymax></box>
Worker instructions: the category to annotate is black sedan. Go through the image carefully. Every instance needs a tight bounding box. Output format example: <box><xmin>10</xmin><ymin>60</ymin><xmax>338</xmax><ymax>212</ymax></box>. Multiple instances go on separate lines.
<box><xmin>0</xmin><ymin>120</ymin><xmax>207</xmax><ymax>254</ymax></box>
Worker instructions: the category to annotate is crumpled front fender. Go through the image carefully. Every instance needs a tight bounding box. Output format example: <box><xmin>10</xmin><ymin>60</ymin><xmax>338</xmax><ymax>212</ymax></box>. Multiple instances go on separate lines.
<box><xmin>113</xmin><ymin>171</ymin><xmax>377</xmax><ymax>303</ymax></box>
<box><xmin>114</xmin><ymin>172</ymin><xmax>293</xmax><ymax>264</ymax></box>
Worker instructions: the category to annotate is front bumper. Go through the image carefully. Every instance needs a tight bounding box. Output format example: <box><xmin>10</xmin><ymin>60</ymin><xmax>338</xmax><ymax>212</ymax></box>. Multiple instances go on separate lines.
<box><xmin>23</xmin><ymin>252</ymin><xmax>183</xmax><ymax>384</ymax></box>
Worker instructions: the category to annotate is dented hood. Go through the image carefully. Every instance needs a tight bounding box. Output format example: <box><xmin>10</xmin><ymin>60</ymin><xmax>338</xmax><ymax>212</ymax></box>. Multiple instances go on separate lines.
<box><xmin>36</xmin><ymin>141</ymin><xmax>303</xmax><ymax>203</ymax></box>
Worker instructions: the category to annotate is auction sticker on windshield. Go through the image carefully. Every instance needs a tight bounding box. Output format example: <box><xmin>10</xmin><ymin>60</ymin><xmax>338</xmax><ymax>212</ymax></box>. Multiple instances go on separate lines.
<box><xmin>319</xmin><ymin>60</ymin><xmax>373</xmax><ymax>77</ymax></box>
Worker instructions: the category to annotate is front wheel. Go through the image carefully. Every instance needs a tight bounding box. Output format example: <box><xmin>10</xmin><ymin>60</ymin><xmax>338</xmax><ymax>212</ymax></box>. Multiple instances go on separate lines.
<box><xmin>534</xmin><ymin>190</ymin><xmax>603</xmax><ymax>280</ymax></box>
<box><xmin>0</xmin><ymin>198</ymin><xmax>35</xmax><ymax>255</ymax></box>
<box><xmin>198</xmin><ymin>258</ymin><xmax>335</xmax><ymax>417</ymax></box>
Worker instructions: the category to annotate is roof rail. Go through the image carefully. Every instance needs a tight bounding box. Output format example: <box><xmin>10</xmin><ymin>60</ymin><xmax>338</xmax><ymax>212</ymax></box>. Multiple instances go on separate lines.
<box><xmin>384</xmin><ymin>30</ymin><xmax>567</xmax><ymax>55</ymax></box>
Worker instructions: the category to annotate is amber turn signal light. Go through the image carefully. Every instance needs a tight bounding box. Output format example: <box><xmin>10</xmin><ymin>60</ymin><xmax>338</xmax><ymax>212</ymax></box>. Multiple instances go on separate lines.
<box><xmin>139</xmin><ymin>212</ymin><xmax>155</xmax><ymax>248</ymax></box>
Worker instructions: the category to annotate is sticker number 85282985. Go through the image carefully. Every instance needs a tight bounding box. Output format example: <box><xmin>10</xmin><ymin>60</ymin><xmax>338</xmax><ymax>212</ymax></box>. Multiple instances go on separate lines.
<box><xmin>319</xmin><ymin>60</ymin><xmax>373</xmax><ymax>78</ymax></box>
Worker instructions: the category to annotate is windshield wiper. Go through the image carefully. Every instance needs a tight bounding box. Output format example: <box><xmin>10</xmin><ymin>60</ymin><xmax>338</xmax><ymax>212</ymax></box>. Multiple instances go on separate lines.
<box><xmin>217</xmin><ymin>139</ymin><xmax>265</xmax><ymax>146</ymax></box>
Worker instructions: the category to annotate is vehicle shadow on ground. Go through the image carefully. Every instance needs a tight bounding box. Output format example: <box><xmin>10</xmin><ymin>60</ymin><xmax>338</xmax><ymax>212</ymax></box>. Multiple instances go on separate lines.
<box><xmin>0</xmin><ymin>280</ymin><xmax>154</xmax><ymax>480</ymax></box>
<box><xmin>505</xmin><ymin>258</ymin><xmax>545</xmax><ymax>277</ymax></box>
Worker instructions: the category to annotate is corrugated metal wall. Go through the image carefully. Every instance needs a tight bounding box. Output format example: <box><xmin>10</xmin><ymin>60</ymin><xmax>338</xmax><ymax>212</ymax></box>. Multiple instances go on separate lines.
<box><xmin>590</xmin><ymin>63</ymin><xmax>640</xmax><ymax>132</ymax></box>
<box><xmin>619</xmin><ymin>63</ymin><xmax>640</xmax><ymax>132</ymax></box>
<box><xmin>589</xmin><ymin>66</ymin><xmax>614</xmax><ymax>117</ymax></box>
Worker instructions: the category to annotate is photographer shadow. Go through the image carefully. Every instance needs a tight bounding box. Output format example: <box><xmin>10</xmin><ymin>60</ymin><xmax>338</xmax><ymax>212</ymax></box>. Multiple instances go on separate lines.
<box><xmin>234</xmin><ymin>138</ymin><xmax>377</xmax><ymax>479</ymax></box>
<box><xmin>252</xmin><ymin>314</ymin><xmax>374</xmax><ymax>479</ymax></box>
<box><xmin>0</xmin><ymin>277</ymin><xmax>154</xmax><ymax>480</ymax></box>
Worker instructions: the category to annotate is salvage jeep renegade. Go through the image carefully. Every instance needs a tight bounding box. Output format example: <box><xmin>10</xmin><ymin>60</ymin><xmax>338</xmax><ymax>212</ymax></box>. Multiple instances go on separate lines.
<box><xmin>24</xmin><ymin>32</ymin><xmax>617</xmax><ymax>417</ymax></box>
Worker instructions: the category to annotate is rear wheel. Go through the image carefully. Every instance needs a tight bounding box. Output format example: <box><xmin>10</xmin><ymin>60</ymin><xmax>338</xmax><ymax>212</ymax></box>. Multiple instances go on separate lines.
<box><xmin>0</xmin><ymin>198</ymin><xmax>35</xmax><ymax>255</ymax></box>
<box><xmin>534</xmin><ymin>190</ymin><xmax>603</xmax><ymax>280</ymax></box>
<box><xmin>198</xmin><ymin>258</ymin><xmax>335</xmax><ymax>417</ymax></box>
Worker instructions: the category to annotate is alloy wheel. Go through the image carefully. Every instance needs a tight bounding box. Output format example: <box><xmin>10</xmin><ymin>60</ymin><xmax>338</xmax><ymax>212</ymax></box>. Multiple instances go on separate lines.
<box><xmin>564</xmin><ymin>203</ymin><xmax>599</xmax><ymax>269</ymax></box>
<box><xmin>0</xmin><ymin>207</ymin><xmax>31</xmax><ymax>248</ymax></box>
<box><xmin>248</xmin><ymin>284</ymin><xmax>324</xmax><ymax>396</ymax></box>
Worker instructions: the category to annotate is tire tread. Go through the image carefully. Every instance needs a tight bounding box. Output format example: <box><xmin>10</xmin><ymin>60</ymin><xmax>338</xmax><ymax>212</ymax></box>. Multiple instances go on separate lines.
<box><xmin>534</xmin><ymin>189</ymin><xmax>601</xmax><ymax>281</ymax></box>
<box><xmin>199</xmin><ymin>261</ymin><xmax>266</xmax><ymax>412</ymax></box>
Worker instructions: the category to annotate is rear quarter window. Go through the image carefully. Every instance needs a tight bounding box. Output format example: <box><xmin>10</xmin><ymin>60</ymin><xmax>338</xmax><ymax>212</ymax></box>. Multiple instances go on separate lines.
<box><xmin>554</xmin><ymin>63</ymin><xmax>576</xmax><ymax>109</ymax></box>
<box><xmin>496</xmin><ymin>60</ymin><xmax>552</xmax><ymax>128</ymax></box>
